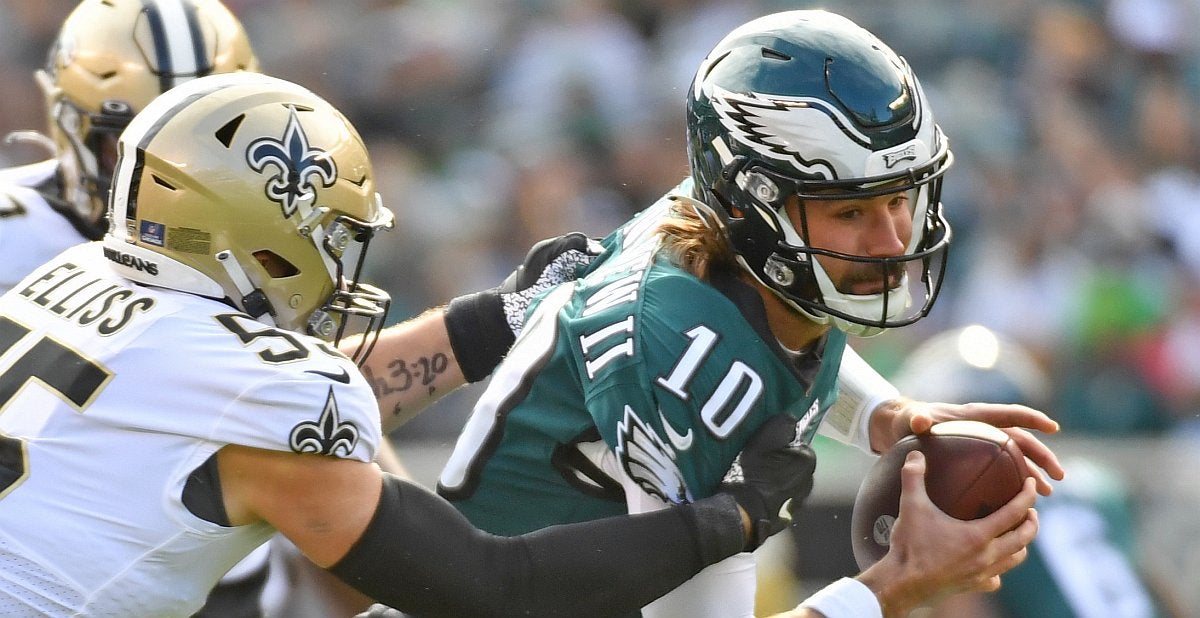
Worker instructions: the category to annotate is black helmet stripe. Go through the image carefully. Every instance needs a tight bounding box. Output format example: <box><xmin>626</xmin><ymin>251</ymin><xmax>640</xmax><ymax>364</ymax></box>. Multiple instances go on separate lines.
<box><xmin>111</xmin><ymin>76</ymin><xmax>244</xmax><ymax>224</ymax></box>
<box><xmin>182</xmin><ymin>1</ymin><xmax>211</xmax><ymax>77</ymax></box>
<box><xmin>141</xmin><ymin>0</ymin><xmax>208</xmax><ymax>93</ymax></box>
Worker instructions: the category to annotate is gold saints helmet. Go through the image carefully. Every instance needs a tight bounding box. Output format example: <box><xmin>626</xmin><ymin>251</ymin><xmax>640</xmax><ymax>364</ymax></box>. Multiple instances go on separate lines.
<box><xmin>103</xmin><ymin>72</ymin><xmax>393</xmax><ymax>360</ymax></box>
<box><xmin>35</xmin><ymin>0</ymin><xmax>258</xmax><ymax>239</ymax></box>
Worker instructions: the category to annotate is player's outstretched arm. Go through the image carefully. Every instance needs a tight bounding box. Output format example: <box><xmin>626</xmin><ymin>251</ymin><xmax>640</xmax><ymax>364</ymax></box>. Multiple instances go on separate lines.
<box><xmin>218</xmin><ymin>412</ymin><xmax>812</xmax><ymax>617</ymax></box>
<box><xmin>352</xmin><ymin>307</ymin><xmax>467</xmax><ymax>432</ymax></box>
<box><xmin>766</xmin><ymin>451</ymin><xmax>1039</xmax><ymax>618</ymax></box>
<box><xmin>346</xmin><ymin>233</ymin><xmax>599</xmax><ymax>433</ymax></box>
<box><xmin>829</xmin><ymin>348</ymin><xmax>1063</xmax><ymax>494</ymax></box>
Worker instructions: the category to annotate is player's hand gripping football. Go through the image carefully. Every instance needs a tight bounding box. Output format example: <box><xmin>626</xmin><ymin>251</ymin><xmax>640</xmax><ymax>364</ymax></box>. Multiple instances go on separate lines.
<box><xmin>718</xmin><ymin>414</ymin><xmax>817</xmax><ymax>550</ymax></box>
<box><xmin>445</xmin><ymin>232</ymin><xmax>601</xmax><ymax>382</ymax></box>
<box><xmin>869</xmin><ymin>398</ymin><xmax>1065</xmax><ymax>495</ymax></box>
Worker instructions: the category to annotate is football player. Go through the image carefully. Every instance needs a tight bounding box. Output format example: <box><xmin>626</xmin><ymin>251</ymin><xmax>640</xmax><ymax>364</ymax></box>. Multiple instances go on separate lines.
<box><xmin>0</xmin><ymin>71</ymin><xmax>822</xmax><ymax>617</ymax></box>
<box><xmin>0</xmin><ymin>1</ymin><xmax>560</xmax><ymax>615</ymax></box>
<box><xmin>405</xmin><ymin>10</ymin><xmax>1064</xmax><ymax>618</ymax></box>
<box><xmin>0</xmin><ymin>2</ymin><xmax>381</xmax><ymax>615</ymax></box>
<box><xmin>0</xmin><ymin>0</ymin><xmax>256</xmax><ymax>296</ymax></box>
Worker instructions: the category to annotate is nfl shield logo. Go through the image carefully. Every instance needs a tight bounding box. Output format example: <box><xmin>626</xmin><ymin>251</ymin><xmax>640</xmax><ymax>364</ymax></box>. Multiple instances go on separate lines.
<box><xmin>140</xmin><ymin>221</ymin><xmax>165</xmax><ymax>246</ymax></box>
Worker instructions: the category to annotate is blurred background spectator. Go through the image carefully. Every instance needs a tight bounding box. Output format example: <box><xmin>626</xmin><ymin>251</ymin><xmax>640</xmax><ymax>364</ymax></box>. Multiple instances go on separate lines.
<box><xmin>4</xmin><ymin>1</ymin><xmax>1200</xmax><ymax>615</ymax></box>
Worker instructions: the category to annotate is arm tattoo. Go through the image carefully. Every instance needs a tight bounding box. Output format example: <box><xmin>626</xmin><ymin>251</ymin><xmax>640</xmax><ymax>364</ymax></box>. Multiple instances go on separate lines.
<box><xmin>363</xmin><ymin>352</ymin><xmax>450</xmax><ymax>416</ymax></box>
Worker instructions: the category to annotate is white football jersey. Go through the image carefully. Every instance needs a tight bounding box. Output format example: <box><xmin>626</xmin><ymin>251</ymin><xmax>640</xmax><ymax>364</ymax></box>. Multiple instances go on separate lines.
<box><xmin>0</xmin><ymin>242</ymin><xmax>382</xmax><ymax>617</ymax></box>
<box><xmin>0</xmin><ymin>160</ymin><xmax>88</xmax><ymax>296</ymax></box>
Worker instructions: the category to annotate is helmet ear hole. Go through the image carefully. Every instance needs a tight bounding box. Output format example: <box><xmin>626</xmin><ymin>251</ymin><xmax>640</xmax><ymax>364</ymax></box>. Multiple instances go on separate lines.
<box><xmin>253</xmin><ymin>250</ymin><xmax>299</xmax><ymax>278</ymax></box>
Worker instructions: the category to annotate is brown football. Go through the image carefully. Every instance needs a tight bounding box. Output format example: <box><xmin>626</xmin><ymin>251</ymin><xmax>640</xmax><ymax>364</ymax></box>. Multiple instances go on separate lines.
<box><xmin>850</xmin><ymin>420</ymin><xmax>1030</xmax><ymax>570</ymax></box>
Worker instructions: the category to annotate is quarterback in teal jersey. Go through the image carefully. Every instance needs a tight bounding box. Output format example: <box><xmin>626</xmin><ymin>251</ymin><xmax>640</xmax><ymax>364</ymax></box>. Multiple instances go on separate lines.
<box><xmin>440</xmin><ymin>187</ymin><xmax>847</xmax><ymax>535</ymax></box>
<box><xmin>430</xmin><ymin>10</ymin><xmax>1064</xmax><ymax>618</ymax></box>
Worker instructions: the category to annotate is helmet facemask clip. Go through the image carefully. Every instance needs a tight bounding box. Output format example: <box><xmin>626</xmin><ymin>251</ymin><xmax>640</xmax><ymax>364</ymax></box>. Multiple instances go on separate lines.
<box><xmin>216</xmin><ymin>249</ymin><xmax>276</xmax><ymax>324</ymax></box>
<box><xmin>315</xmin><ymin>213</ymin><xmax>392</xmax><ymax>365</ymax></box>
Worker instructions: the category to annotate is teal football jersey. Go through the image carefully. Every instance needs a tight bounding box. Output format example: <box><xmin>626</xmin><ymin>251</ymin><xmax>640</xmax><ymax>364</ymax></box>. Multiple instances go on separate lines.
<box><xmin>438</xmin><ymin>191</ymin><xmax>846</xmax><ymax>536</ymax></box>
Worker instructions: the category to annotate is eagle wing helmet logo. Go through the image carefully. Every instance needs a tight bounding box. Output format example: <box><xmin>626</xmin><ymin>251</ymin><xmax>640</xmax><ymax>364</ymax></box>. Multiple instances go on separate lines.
<box><xmin>709</xmin><ymin>87</ymin><xmax>875</xmax><ymax>182</ymax></box>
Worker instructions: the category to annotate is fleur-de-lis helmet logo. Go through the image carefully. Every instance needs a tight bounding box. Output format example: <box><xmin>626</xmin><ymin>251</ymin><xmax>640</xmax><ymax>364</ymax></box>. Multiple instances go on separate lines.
<box><xmin>246</xmin><ymin>106</ymin><xmax>337</xmax><ymax>218</ymax></box>
<box><xmin>289</xmin><ymin>387</ymin><xmax>360</xmax><ymax>457</ymax></box>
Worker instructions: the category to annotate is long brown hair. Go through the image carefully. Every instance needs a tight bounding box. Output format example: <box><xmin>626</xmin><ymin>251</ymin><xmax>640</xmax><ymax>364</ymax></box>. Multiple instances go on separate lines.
<box><xmin>656</xmin><ymin>197</ymin><xmax>739</xmax><ymax>281</ymax></box>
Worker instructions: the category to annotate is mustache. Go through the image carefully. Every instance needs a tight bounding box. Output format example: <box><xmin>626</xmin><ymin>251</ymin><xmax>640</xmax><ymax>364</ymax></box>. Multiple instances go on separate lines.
<box><xmin>840</xmin><ymin>262</ymin><xmax>906</xmax><ymax>293</ymax></box>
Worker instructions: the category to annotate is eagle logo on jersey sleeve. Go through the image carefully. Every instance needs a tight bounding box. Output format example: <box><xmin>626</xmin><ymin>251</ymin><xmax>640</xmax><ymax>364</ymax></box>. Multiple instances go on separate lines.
<box><xmin>616</xmin><ymin>406</ymin><xmax>692</xmax><ymax>504</ymax></box>
<box><xmin>289</xmin><ymin>386</ymin><xmax>360</xmax><ymax>456</ymax></box>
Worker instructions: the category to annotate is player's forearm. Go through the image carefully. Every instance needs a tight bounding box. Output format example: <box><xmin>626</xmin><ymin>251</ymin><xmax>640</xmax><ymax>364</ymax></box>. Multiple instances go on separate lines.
<box><xmin>329</xmin><ymin>474</ymin><xmax>749</xmax><ymax>617</ymax></box>
<box><xmin>349</xmin><ymin>308</ymin><xmax>467</xmax><ymax>434</ymax></box>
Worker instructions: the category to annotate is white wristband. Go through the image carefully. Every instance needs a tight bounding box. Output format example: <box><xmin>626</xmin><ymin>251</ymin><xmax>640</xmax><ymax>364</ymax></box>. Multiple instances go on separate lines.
<box><xmin>798</xmin><ymin>577</ymin><xmax>882</xmax><ymax>618</ymax></box>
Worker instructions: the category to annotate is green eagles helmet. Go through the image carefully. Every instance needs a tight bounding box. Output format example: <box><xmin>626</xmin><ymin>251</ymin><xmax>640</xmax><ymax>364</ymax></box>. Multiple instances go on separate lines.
<box><xmin>686</xmin><ymin>10</ymin><xmax>953</xmax><ymax>337</ymax></box>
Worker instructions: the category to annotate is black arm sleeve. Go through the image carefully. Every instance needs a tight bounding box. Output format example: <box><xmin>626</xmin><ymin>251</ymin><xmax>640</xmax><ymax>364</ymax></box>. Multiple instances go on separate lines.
<box><xmin>443</xmin><ymin>291</ymin><xmax>509</xmax><ymax>383</ymax></box>
<box><xmin>329</xmin><ymin>473</ymin><xmax>746</xmax><ymax>617</ymax></box>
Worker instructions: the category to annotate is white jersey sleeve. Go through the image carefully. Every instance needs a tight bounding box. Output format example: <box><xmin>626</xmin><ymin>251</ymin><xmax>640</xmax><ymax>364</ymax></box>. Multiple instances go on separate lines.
<box><xmin>0</xmin><ymin>160</ymin><xmax>88</xmax><ymax>296</ymax></box>
<box><xmin>818</xmin><ymin>345</ymin><xmax>897</xmax><ymax>454</ymax></box>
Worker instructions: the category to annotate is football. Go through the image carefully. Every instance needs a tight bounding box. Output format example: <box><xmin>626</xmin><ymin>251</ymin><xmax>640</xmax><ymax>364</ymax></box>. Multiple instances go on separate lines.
<box><xmin>850</xmin><ymin>420</ymin><xmax>1031</xmax><ymax>570</ymax></box>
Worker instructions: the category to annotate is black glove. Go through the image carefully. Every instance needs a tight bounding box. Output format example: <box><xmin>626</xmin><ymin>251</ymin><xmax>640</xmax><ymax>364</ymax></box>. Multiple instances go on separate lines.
<box><xmin>445</xmin><ymin>232</ymin><xmax>601</xmax><ymax>382</ymax></box>
<box><xmin>718</xmin><ymin>414</ymin><xmax>817</xmax><ymax>550</ymax></box>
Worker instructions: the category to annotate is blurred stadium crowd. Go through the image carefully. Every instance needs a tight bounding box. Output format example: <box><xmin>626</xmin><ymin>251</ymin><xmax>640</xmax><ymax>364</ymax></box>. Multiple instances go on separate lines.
<box><xmin>4</xmin><ymin>0</ymin><xmax>1200</xmax><ymax>615</ymax></box>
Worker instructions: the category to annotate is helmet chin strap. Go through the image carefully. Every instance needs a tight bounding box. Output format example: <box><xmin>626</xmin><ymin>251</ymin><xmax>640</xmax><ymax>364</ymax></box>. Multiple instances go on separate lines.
<box><xmin>734</xmin><ymin>252</ymin><xmax>834</xmax><ymax>325</ymax></box>
<box><xmin>780</xmin><ymin>289</ymin><xmax>890</xmax><ymax>339</ymax></box>
<box><xmin>215</xmin><ymin>250</ymin><xmax>276</xmax><ymax>326</ymax></box>
<box><xmin>813</xmin><ymin>268</ymin><xmax>912</xmax><ymax>338</ymax></box>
